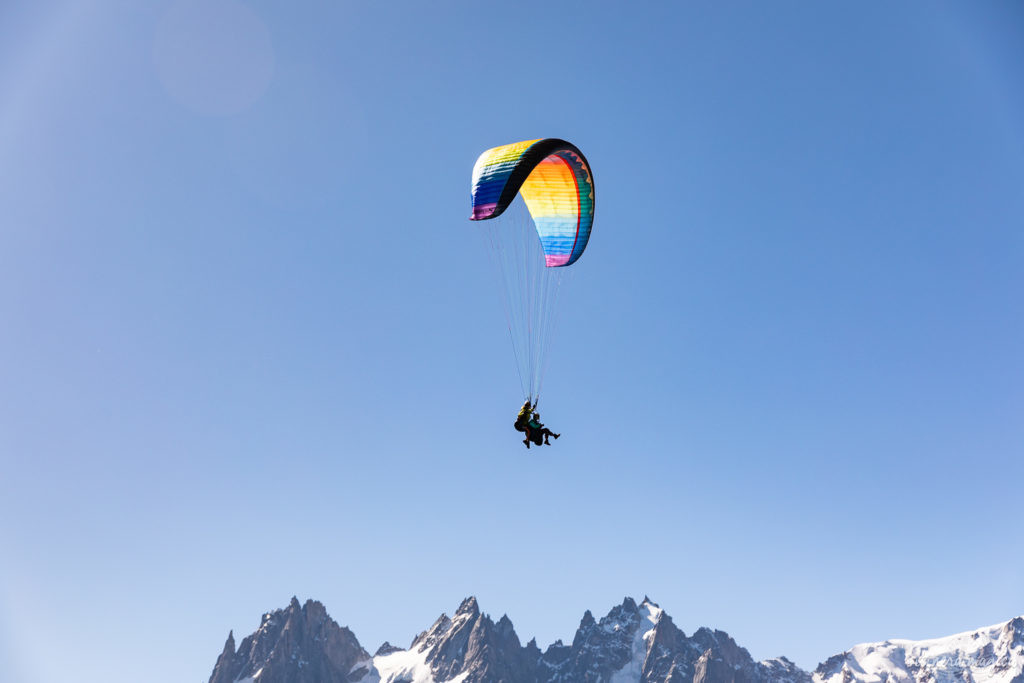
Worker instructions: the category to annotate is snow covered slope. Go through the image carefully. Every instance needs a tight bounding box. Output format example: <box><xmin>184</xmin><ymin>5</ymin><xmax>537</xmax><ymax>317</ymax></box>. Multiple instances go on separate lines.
<box><xmin>815</xmin><ymin>617</ymin><xmax>1024</xmax><ymax>683</ymax></box>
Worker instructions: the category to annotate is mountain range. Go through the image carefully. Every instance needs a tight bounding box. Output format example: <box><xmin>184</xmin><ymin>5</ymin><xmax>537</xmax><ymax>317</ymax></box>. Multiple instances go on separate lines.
<box><xmin>207</xmin><ymin>596</ymin><xmax>1023</xmax><ymax>683</ymax></box>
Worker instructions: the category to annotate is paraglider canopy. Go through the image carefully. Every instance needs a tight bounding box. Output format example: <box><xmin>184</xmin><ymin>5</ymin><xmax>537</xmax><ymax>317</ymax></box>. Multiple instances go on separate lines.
<box><xmin>470</xmin><ymin>137</ymin><xmax>594</xmax><ymax>403</ymax></box>
<box><xmin>470</xmin><ymin>138</ymin><xmax>595</xmax><ymax>267</ymax></box>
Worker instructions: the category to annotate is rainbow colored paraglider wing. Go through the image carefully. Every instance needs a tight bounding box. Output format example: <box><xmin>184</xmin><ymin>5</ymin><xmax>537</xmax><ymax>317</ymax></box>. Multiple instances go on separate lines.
<box><xmin>470</xmin><ymin>138</ymin><xmax>595</xmax><ymax>267</ymax></box>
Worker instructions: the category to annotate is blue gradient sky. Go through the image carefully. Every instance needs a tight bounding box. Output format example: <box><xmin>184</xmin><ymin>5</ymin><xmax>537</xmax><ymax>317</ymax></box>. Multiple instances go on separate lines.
<box><xmin>1</xmin><ymin>2</ymin><xmax>1022</xmax><ymax>682</ymax></box>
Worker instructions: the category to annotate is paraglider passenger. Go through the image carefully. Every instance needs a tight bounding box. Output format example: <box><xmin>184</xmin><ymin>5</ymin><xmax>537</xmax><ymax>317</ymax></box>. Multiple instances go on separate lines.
<box><xmin>529</xmin><ymin>412</ymin><xmax>560</xmax><ymax>446</ymax></box>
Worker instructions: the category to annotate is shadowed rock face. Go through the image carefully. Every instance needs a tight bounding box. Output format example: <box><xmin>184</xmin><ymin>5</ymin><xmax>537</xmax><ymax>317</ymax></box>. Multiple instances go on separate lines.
<box><xmin>208</xmin><ymin>597</ymin><xmax>1021</xmax><ymax>683</ymax></box>
<box><xmin>208</xmin><ymin>597</ymin><xmax>369</xmax><ymax>683</ymax></box>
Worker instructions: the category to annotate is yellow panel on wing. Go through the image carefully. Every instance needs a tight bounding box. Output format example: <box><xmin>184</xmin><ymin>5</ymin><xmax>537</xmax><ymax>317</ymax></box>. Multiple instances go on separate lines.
<box><xmin>519</xmin><ymin>156</ymin><xmax>579</xmax><ymax>219</ymax></box>
<box><xmin>486</xmin><ymin>139</ymin><xmax>541</xmax><ymax>166</ymax></box>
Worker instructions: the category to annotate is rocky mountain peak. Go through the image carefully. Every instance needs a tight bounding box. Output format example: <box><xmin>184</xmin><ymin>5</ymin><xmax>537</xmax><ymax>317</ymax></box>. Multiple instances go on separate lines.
<box><xmin>372</xmin><ymin>597</ymin><xmax>534</xmax><ymax>683</ymax></box>
<box><xmin>456</xmin><ymin>596</ymin><xmax>480</xmax><ymax>618</ymax></box>
<box><xmin>411</xmin><ymin>613</ymin><xmax>454</xmax><ymax>652</ymax></box>
<box><xmin>210</xmin><ymin>630</ymin><xmax>236</xmax><ymax>677</ymax></box>
<box><xmin>207</xmin><ymin>597</ymin><xmax>369</xmax><ymax>683</ymax></box>
<box><xmin>1005</xmin><ymin>616</ymin><xmax>1024</xmax><ymax>648</ymax></box>
<box><xmin>496</xmin><ymin>614</ymin><xmax>515</xmax><ymax>636</ymax></box>
<box><xmin>691</xmin><ymin>626</ymin><xmax>753</xmax><ymax>668</ymax></box>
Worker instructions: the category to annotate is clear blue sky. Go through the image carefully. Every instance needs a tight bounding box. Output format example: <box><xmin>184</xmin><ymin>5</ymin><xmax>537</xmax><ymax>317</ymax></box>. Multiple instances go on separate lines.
<box><xmin>1</xmin><ymin>2</ymin><xmax>1021</xmax><ymax>682</ymax></box>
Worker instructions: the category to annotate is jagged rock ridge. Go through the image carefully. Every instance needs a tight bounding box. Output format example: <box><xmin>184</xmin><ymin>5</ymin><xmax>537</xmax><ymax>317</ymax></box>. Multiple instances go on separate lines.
<box><xmin>208</xmin><ymin>596</ymin><xmax>1024</xmax><ymax>683</ymax></box>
